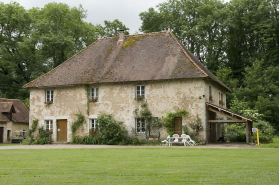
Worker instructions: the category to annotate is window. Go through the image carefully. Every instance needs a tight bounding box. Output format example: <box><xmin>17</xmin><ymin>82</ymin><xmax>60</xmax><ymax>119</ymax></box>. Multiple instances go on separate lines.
<box><xmin>136</xmin><ymin>118</ymin><xmax>146</xmax><ymax>133</ymax></box>
<box><xmin>219</xmin><ymin>92</ymin><xmax>224</xmax><ymax>106</ymax></box>
<box><xmin>45</xmin><ymin>120</ymin><xmax>53</xmax><ymax>131</ymax></box>
<box><xmin>209</xmin><ymin>86</ymin><xmax>213</xmax><ymax>102</ymax></box>
<box><xmin>90</xmin><ymin>87</ymin><xmax>99</xmax><ymax>102</ymax></box>
<box><xmin>136</xmin><ymin>85</ymin><xmax>145</xmax><ymax>99</ymax></box>
<box><xmin>89</xmin><ymin>119</ymin><xmax>98</xmax><ymax>130</ymax></box>
<box><xmin>45</xmin><ymin>90</ymin><xmax>53</xmax><ymax>102</ymax></box>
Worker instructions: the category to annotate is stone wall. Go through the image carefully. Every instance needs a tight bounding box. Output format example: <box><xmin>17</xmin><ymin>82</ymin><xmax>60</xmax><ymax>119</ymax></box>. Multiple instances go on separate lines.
<box><xmin>29</xmin><ymin>79</ymin><xmax>226</xmax><ymax>142</ymax></box>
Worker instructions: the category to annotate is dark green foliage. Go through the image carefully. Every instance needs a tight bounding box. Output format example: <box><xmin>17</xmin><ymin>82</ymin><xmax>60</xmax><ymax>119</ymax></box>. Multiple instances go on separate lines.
<box><xmin>96</xmin><ymin>114</ymin><xmax>128</xmax><ymax>145</ymax></box>
<box><xmin>71</xmin><ymin>136</ymin><xmax>101</xmax><ymax>145</ymax></box>
<box><xmin>23</xmin><ymin>120</ymin><xmax>52</xmax><ymax>145</ymax></box>
<box><xmin>71</xmin><ymin>113</ymin><xmax>85</xmax><ymax>135</ymax></box>
<box><xmin>162</xmin><ymin>110</ymin><xmax>188</xmax><ymax>135</ymax></box>
<box><xmin>85</xmin><ymin>85</ymin><xmax>90</xmax><ymax>116</ymax></box>
<box><xmin>134</xmin><ymin>102</ymin><xmax>162</xmax><ymax>137</ymax></box>
<box><xmin>23</xmin><ymin>119</ymin><xmax>38</xmax><ymax>145</ymax></box>
<box><xmin>33</xmin><ymin>126</ymin><xmax>53</xmax><ymax>145</ymax></box>
<box><xmin>102</xmin><ymin>19</ymin><xmax>129</xmax><ymax>37</ymax></box>
<box><xmin>254</xmin><ymin>121</ymin><xmax>274</xmax><ymax>143</ymax></box>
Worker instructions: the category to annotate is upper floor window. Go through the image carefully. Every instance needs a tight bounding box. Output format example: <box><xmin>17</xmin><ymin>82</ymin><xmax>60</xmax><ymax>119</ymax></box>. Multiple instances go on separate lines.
<box><xmin>136</xmin><ymin>118</ymin><xmax>146</xmax><ymax>133</ymax></box>
<box><xmin>45</xmin><ymin>90</ymin><xmax>53</xmax><ymax>105</ymax></box>
<box><xmin>136</xmin><ymin>85</ymin><xmax>145</xmax><ymax>100</ymax></box>
<box><xmin>209</xmin><ymin>86</ymin><xmax>213</xmax><ymax>103</ymax></box>
<box><xmin>90</xmin><ymin>87</ymin><xmax>99</xmax><ymax>102</ymax></box>
<box><xmin>45</xmin><ymin>120</ymin><xmax>53</xmax><ymax>131</ymax></box>
<box><xmin>219</xmin><ymin>92</ymin><xmax>224</xmax><ymax>106</ymax></box>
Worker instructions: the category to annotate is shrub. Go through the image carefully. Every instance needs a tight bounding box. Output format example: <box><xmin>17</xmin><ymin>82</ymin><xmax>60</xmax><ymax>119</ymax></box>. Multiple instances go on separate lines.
<box><xmin>96</xmin><ymin>114</ymin><xmax>128</xmax><ymax>145</ymax></box>
<box><xmin>230</xmin><ymin>133</ymin><xmax>246</xmax><ymax>142</ymax></box>
<box><xmin>254</xmin><ymin>120</ymin><xmax>274</xmax><ymax>143</ymax></box>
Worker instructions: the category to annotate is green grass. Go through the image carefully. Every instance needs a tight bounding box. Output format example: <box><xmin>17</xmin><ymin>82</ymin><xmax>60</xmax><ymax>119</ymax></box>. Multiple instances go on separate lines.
<box><xmin>258</xmin><ymin>137</ymin><xmax>279</xmax><ymax>148</ymax></box>
<box><xmin>0</xmin><ymin>143</ymin><xmax>20</xmax><ymax>146</ymax></box>
<box><xmin>0</xmin><ymin>148</ymin><xmax>278</xmax><ymax>184</ymax></box>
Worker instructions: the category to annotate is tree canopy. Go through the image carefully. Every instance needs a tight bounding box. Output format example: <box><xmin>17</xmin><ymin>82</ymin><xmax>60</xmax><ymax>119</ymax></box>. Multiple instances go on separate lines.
<box><xmin>0</xmin><ymin>2</ymin><xmax>129</xmax><ymax>100</ymax></box>
<box><xmin>140</xmin><ymin>0</ymin><xmax>279</xmax><ymax>133</ymax></box>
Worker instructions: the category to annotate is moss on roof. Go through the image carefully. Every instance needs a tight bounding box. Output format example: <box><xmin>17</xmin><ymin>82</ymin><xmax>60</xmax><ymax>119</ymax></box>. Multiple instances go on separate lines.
<box><xmin>23</xmin><ymin>31</ymin><xmax>230</xmax><ymax>91</ymax></box>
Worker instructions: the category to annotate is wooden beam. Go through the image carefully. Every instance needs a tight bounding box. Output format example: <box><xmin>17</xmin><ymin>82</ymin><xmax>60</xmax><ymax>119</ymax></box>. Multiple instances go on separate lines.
<box><xmin>207</xmin><ymin>108</ymin><xmax>244</xmax><ymax>121</ymax></box>
<box><xmin>208</xmin><ymin>120</ymin><xmax>246</xmax><ymax>123</ymax></box>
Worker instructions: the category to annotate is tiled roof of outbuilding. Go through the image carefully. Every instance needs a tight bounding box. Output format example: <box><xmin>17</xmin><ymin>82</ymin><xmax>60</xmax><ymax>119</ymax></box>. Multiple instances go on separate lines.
<box><xmin>0</xmin><ymin>99</ymin><xmax>29</xmax><ymax>123</ymax></box>
<box><xmin>23</xmin><ymin>31</ymin><xmax>230</xmax><ymax>91</ymax></box>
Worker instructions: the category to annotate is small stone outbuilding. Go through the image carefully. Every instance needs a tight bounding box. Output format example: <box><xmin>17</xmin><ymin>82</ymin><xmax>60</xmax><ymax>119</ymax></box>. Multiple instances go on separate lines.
<box><xmin>0</xmin><ymin>98</ymin><xmax>29</xmax><ymax>143</ymax></box>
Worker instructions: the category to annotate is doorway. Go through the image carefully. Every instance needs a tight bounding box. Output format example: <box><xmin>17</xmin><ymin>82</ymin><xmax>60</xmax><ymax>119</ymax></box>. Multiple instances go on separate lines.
<box><xmin>57</xmin><ymin>120</ymin><xmax>67</xmax><ymax>142</ymax></box>
<box><xmin>174</xmin><ymin>117</ymin><xmax>182</xmax><ymax>135</ymax></box>
<box><xmin>0</xmin><ymin>127</ymin><xmax>3</xmax><ymax>143</ymax></box>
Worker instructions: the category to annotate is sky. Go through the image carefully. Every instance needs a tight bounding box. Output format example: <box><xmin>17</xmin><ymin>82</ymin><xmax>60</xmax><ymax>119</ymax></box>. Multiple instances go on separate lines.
<box><xmin>2</xmin><ymin>0</ymin><xmax>169</xmax><ymax>34</ymax></box>
<box><xmin>2</xmin><ymin>0</ymin><xmax>230</xmax><ymax>34</ymax></box>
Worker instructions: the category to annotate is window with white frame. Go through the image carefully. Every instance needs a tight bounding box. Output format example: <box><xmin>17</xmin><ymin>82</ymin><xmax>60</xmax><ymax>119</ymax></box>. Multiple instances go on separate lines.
<box><xmin>136</xmin><ymin>118</ymin><xmax>146</xmax><ymax>133</ymax></box>
<box><xmin>90</xmin><ymin>87</ymin><xmax>99</xmax><ymax>102</ymax></box>
<box><xmin>45</xmin><ymin>90</ymin><xmax>53</xmax><ymax>102</ymax></box>
<box><xmin>136</xmin><ymin>85</ymin><xmax>145</xmax><ymax>99</ymax></box>
<box><xmin>45</xmin><ymin>120</ymin><xmax>53</xmax><ymax>131</ymax></box>
<box><xmin>89</xmin><ymin>119</ymin><xmax>98</xmax><ymax>131</ymax></box>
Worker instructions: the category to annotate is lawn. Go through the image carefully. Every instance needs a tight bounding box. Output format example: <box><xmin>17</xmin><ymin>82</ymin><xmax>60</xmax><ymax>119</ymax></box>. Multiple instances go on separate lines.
<box><xmin>0</xmin><ymin>148</ymin><xmax>278</xmax><ymax>185</ymax></box>
<box><xmin>258</xmin><ymin>137</ymin><xmax>279</xmax><ymax>148</ymax></box>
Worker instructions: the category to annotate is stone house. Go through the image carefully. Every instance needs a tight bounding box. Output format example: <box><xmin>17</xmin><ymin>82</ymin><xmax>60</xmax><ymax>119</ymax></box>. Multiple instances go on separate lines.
<box><xmin>24</xmin><ymin>30</ymin><xmax>253</xmax><ymax>143</ymax></box>
<box><xmin>0</xmin><ymin>98</ymin><xmax>29</xmax><ymax>143</ymax></box>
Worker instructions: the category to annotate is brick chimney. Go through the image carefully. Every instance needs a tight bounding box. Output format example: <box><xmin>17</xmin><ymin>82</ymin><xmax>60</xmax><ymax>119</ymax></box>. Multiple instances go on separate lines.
<box><xmin>118</xmin><ymin>30</ymin><xmax>125</xmax><ymax>41</ymax></box>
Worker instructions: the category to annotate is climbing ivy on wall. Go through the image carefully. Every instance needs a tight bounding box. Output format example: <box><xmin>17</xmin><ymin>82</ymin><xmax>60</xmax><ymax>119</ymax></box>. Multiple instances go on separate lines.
<box><xmin>85</xmin><ymin>85</ymin><xmax>90</xmax><ymax>116</ymax></box>
<box><xmin>134</xmin><ymin>102</ymin><xmax>162</xmax><ymax>137</ymax></box>
<box><xmin>71</xmin><ymin>112</ymin><xmax>86</xmax><ymax>135</ymax></box>
<box><xmin>162</xmin><ymin>110</ymin><xmax>188</xmax><ymax>135</ymax></box>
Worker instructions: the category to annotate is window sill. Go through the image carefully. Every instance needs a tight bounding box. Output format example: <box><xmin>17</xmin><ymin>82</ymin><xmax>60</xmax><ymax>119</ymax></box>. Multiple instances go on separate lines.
<box><xmin>89</xmin><ymin>101</ymin><xmax>100</xmax><ymax>104</ymax></box>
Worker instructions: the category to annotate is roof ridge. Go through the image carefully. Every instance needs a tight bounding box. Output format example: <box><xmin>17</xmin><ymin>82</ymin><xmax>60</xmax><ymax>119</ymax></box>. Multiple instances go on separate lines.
<box><xmin>168</xmin><ymin>31</ymin><xmax>208</xmax><ymax>77</ymax></box>
<box><xmin>23</xmin><ymin>38</ymin><xmax>101</xmax><ymax>88</ymax></box>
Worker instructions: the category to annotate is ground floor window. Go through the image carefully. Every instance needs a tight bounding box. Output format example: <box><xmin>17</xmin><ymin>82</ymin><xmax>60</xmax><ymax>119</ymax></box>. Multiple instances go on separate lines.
<box><xmin>89</xmin><ymin>119</ymin><xmax>98</xmax><ymax>131</ymax></box>
<box><xmin>45</xmin><ymin>120</ymin><xmax>53</xmax><ymax>131</ymax></box>
<box><xmin>136</xmin><ymin>118</ymin><xmax>146</xmax><ymax>133</ymax></box>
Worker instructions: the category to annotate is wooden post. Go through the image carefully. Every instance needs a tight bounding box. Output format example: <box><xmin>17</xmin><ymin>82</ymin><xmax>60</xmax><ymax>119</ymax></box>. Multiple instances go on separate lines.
<box><xmin>246</xmin><ymin>122</ymin><xmax>249</xmax><ymax>143</ymax></box>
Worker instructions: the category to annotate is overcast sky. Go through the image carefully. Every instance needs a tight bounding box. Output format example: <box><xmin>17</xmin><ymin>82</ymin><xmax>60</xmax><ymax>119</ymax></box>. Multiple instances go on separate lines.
<box><xmin>2</xmin><ymin>0</ymin><xmax>230</xmax><ymax>34</ymax></box>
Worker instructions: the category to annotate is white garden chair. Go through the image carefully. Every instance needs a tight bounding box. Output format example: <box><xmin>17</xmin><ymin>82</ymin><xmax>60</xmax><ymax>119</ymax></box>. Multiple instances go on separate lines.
<box><xmin>161</xmin><ymin>135</ymin><xmax>171</xmax><ymax>146</ymax></box>
<box><xmin>181</xmin><ymin>134</ymin><xmax>190</xmax><ymax>146</ymax></box>
<box><xmin>186</xmin><ymin>135</ymin><xmax>196</xmax><ymax>146</ymax></box>
<box><xmin>173</xmin><ymin>134</ymin><xmax>179</xmax><ymax>143</ymax></box>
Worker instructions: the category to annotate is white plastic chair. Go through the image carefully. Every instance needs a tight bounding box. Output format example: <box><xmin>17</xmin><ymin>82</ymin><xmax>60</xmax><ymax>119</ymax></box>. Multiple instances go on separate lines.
<box><xmin>186</xmin><ymin>135</ymin><xmax>196</xmax><ymax>146</ymax></box>
<box><xmin>181</xmin><ymin>134</ymin><xmax>190</xmax><ymax>146</ymax></box>
<box><xmin>173</xmin><ymin>134</ymin><xmax>179</xmax><ymax>143</ymax></box>
<box><xmin>161</xmin><ymin>135</ymin><xmax>171</xmax><ymax>146</ymax></box>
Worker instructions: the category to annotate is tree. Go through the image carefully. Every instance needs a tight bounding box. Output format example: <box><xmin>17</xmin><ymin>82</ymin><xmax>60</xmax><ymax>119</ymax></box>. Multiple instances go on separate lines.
<box><xmin>101</xmin><ymin>19</ymin><xmax>129</xmax><ymax>37</ymax></box>
<box><xmin>139</xmin><ymin>0</ymin><xmax>227</xmax><ymax>73</ymax></box>
<box><xmin>0</xmin><ymin>2</ymin><xmax>101</xmax><ymax>100</ymax></box>
<box><xmin>0</xmin><ymin>2</ymin><xmax>44</xmax><ymax>99</ymax></box>
<box><xmin>233</xmin><ymin>60</ymin><xmax>279</xmax><ymax>133</ymax></box>
<box><xmin>30</xmin><ymin>3</ymin><xmax>100</xmax><ymax>68</ymax></box>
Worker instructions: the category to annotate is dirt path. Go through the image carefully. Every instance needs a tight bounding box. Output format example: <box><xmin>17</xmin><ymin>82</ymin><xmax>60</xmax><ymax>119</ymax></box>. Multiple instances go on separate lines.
<box><xmin>0</xmin><ymin>143</ymin><xmax>275</xmax><ymax>150</ymax></box>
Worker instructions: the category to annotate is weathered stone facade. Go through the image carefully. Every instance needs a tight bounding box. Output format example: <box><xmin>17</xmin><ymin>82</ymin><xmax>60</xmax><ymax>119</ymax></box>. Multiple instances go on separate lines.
<box><xmin>29</xmin><ymin>78</ymin><xmax>226</xmax><ymax>142</ymax></box>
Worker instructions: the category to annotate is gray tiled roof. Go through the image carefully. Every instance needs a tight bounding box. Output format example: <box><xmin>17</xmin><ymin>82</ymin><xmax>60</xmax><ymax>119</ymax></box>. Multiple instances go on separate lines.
<box><xmin>23</xmin><ymin>31</ymin><xmax>230</xmax><ymax>91</ymax></box>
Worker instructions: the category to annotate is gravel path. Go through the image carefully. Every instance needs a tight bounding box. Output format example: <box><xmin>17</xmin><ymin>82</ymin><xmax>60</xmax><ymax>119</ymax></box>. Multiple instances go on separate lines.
<box><xmin>0</xmin><ymin>143</ymin><xmax>275</xmax><ymax>150</ymax></box>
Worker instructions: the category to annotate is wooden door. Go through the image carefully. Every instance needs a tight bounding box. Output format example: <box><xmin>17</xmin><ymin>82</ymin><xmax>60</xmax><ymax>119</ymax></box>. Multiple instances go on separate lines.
<box><xmin>174</xmin><ymin>117</ymin><xmax>182</xmax><ymax>135</ymax></box>
<box><xmin>0</xmin><ymin>127</ymin><xmax>3</xmax><ymax>143</ymax></box>
<box><xmin>57</xmin><ymin>120</ymin><xmax>67</xmax><ymax>142</ymax></box>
